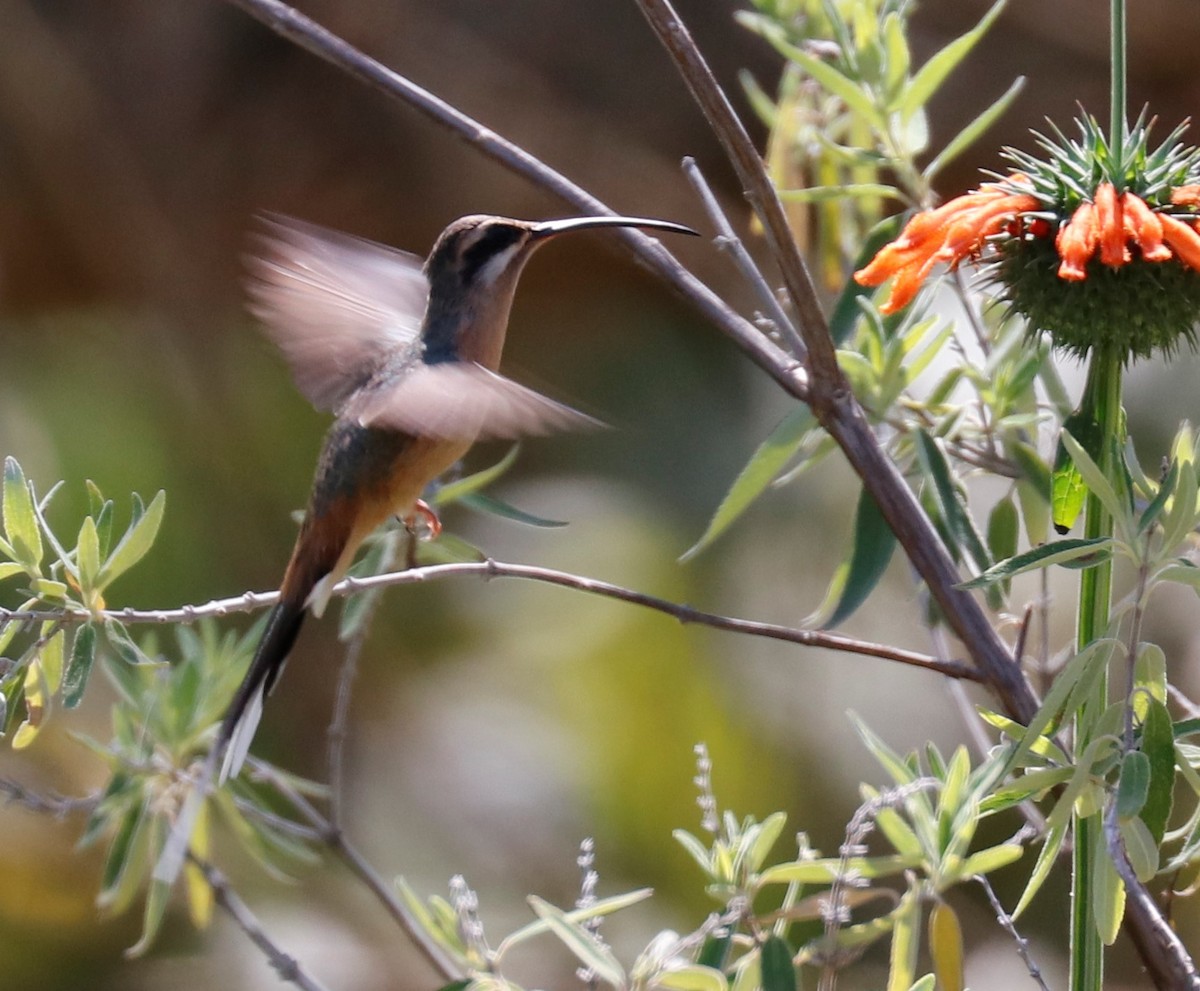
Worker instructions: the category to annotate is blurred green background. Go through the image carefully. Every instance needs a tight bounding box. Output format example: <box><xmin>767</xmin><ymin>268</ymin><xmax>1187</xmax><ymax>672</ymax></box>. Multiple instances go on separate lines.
<box><xmin>2</xmin><ymin>1</ymin><xmax>1200</xmax><ymax>988</ymax></box>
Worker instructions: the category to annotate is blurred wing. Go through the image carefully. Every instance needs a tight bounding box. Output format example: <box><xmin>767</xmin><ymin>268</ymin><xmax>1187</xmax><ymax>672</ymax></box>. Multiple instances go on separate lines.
<box><xmin>350</xmin><ymin>363</ymin><xmax>603</xmax><ymax>440</ymax></box>
<box><xmin>246</xmin><ymin>214</ymin><xmax>430</xmax><ymax>412</ymax></box>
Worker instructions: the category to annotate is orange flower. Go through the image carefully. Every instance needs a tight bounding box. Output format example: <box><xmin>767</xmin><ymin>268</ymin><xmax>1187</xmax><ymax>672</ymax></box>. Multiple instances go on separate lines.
<box><xmin>853</xmin><ymin>179</ymin><xmax>1037</xmax><ymax>314</ymax></box>
<box><xmin>1158</xmin><ymin>213</ymin><xmax>1200</xmax><ymax>270</ymax></box>
<box><xmin>1093</xmin><ymin>183</ymin><xmax>1130</xmax><ymax>267</ymax></box>
<box><xmin>1054</xmin><ymin>201</ymin><xmax>1098</xmax><ymax>281</ymax></box>
<box><xmin>1170</xmin><ymin>185</ymin><xmax>1200</xmax><ymax>209</ymax></box>
<box><xmin>1120</xmin><ymin>193</ymin><xmax>1171</xmax><ymax>262</ymax></box>
<box><xmin>856</xmin><ymin>177</ymin><xmax>1200</xmax><ymax>315</ymax></box>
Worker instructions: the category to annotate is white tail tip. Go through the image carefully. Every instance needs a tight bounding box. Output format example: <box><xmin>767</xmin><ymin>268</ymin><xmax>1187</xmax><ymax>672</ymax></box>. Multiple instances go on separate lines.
<box><xmin>220</xmin><ymin>682</ymin><xmax>266</xmax><ymax>784</ymax></box>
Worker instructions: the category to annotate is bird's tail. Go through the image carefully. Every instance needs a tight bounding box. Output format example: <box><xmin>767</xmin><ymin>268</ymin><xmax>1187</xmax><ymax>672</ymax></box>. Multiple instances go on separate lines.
<box><xmin>216</xmin><ymin>597</ymin><xmax>307</xmax><ymax>783</ymax></box>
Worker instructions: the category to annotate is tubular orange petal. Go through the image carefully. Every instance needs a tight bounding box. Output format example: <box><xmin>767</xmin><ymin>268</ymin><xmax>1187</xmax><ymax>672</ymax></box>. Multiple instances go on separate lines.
<box><xmin>1093</xmin><ymin>183</ymin><xmax>1130</xmax><ymax>267</ymax></box>
<box><xmin>1055</xmin><ymin>201</ymin><xmax>1098</xmax><ymax>281</ymax></box>
<box><xmin>1159</xmin><ymin>213</ymin><xmax>1200</xmax><ymax>271</ymax></box>
<box><xmin>1121</xmin><ymin>193</ymin><xmax>1171</xmax><ymax>262</ymax></box>
<box><xmin>1170</xmin><ymin>185</ymin><xmax>1200</xmax><ymax>209</ymax></box>
<box><xmin>853</xmin><ymin>240</ymin><xmax>935</xmax><ymax>287</ymax></box>
<box><xmin>892</xmin><ymin>193</ymin><xmax>991</xmax><ymax>250</ymax></box>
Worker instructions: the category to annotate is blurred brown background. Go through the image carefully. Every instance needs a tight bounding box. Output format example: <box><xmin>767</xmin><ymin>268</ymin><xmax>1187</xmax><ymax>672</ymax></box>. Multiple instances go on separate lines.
<box><xmin>2</xmin><ymin>1</ymin><xmax>1200</xmax><ymax>989</ymax></box>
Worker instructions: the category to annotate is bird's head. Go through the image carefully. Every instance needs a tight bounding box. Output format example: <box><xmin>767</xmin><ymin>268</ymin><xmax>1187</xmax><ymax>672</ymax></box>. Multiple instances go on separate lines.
<box><xmin>421</xmin><ymin>213</ymin><xmax>697</xmax><ymax>365</ymax></box>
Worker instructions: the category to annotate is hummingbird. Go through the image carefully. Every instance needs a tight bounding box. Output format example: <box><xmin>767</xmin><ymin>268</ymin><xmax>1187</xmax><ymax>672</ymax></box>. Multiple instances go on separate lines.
<box><xmin>216</xmin><ymin>211</ymin><xmax>698</xmax><ymax>782</ymax></box>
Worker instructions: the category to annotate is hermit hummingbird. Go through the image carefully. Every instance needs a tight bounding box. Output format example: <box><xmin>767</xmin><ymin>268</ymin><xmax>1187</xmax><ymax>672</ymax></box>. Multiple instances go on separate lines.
<box><xmin>217</xmin><ymin>212</ymin><xmax>698</xmax><ymax>781</ymax></box>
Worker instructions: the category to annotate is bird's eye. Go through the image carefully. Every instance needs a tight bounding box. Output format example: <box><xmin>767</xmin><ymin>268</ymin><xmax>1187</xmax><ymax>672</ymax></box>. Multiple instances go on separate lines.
<box><xmin>460</xmin><ymin>225</ymin><xmax>523</xmax><ymax>281</ymax></box>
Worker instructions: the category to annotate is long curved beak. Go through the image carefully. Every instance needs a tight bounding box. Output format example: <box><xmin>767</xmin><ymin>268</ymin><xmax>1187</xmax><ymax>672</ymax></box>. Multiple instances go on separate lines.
<box><xmin>529</xmin><ymin>215</ymin><xmax>699</xmax><ymax>240</ymax></box>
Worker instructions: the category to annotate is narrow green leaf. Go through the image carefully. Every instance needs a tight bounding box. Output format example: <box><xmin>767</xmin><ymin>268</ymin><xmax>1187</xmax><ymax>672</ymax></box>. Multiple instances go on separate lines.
<box><xmin>957</xmin><ymin>843</ymin><xmax>1023</xmax><ymax>879</ymax></box>
<box><xmin>1120</xmin><ymin>816</ymin><xmax>1159</xmax><ymax>883</ymax></box>
<box><xmin>873</xmin><ymin>806</ymin><xmax>924</xmax><ymax>858</ymax></box>
<box><xmin>759</xmin><ymin>853</ymin><xmax>923</xmax><ymax>885</ymax></box>
<box><xmin>126</xmin><ymin>875</ymin><xmax>170</xmax><ymax>958</ymax></box>
<box><xmin>458</xmin><ymin>491</ymin><xmax>567</xmax><ymax>528</ymax></box>
<box><xmin>816</xmin><ymin>487</ymin><xmax>896</xmax><ymax>627</ymax></box>
<box><xmin>681</xmin><ymin>406</ymin><xmax>815</xmax><ymax>561</ymax></box>
<box><xmin>760</xmin><ymin>936</ymin><xmax>796</xmax><ymax>991</ymax></box>
<box><xmin>885</xmin><ymin>886</ymin><xmax>921</xmax><ymax>991</ymax></box>
<box><xmin>1161</xmin><ymin>460</ymin><xmax>1200</xmax><ymax>553</ymax></box>
<box><xmin>1133</xmin><ymin>642</ymin><xmax>1167</xmax><ymax>719</ymax></box>
<box><xmin>742</xmin><ymin>811</ymin><xmax>788</xmax><ymax>875</ymax></box>
<box><xmin>1092</xmin><ymin>831</ymin><xmax>1126</xmax><ymax>945</ymax></box>
<box><xmin>880</xmin><ymin>11</ymin><xmax>910</xmax><ymax>98</ymax></box>
<box><xmin>432</xmin><ymin>445</ymin><xmax>521</xmax><ymax>506</ymax></box>
<box><xmin>3</xmin><ymin>458</ymin><xmax>42</xmax><ymax>570</ymax></box>
<box><xmin>528</xmin><ymin>896</ymin><xmax>624</xmax><ymax>988</ymax></box>
<box><xmin>1058</xmin><ymin>430</ymin><xmax>1126</xmax><ymax>535</ymax></box>
<box><xmin>1007</xmin><ymin>640</ymin><xmax>1116</xmax><ymax>773</ymax></box>
<box><xmin>905</xmin><ymin>979</ymin><xmax>936</xmax><ymax>991</ymax></box>
<box><xmin>0</xmin><ymin>562</ymin><xmax>25</xmax><ymax>582</ymax></box>
<box><xmin>978</xmin><ymin>766</ymin><xmax>1073</xmax><ymax>813</ymax></box>
<box><xmin>673</xmin><ymin>829</ymin><xmax>714</xmax><ymax>874</ymax></box>
<box><xmin>1138</xmin><ymin>459</ymin><xmax>1179</xmax><ymax>533</ymax></box>
<box><xmin>958</xmin><ymin>537</ymin><xmax>1112</xmax><ymax>590</ymax></box>
<box><xmin>923</xmin><ymin>76</ymin><xmax>1024</xmax><ymax>180</ymax></box>
<box><xmin>63</xmin><ymin>623</ymin><xmax>97</xmax><ymax>709</ymax></box>
<box><xmin>1116</xmin><ymin>751</ymin><xmax>1151</xmax><ymax>820</ymax></box>
<box><xmin>927</xmin><ymin>901</ymin><xmax>963</xmax><ymax>991</ymax></box>
<box><xmin>656</xmin><ymin>966</ymin><xmax>729</xmax><ymax>991</ymax></box>
<box><xmin>779</xmin><ymin>183</ymin><xmax>900</xmax><ymax>203</ymax></box>
<box><xmin>98</xmin><ymin>796</ymin><xmax>149</xmax><ymax>910</ymax></box>
<box><xmin>1156</xmin><ymin>560</ymin><xmax>1200</xmax><ymax>592</ymax></box>
<box><xmin>1012</xmin><ymin>818</ymin><xmax>1067</xmax><ymax>918</ymax></box>
<box><xmin>914</xmin><ymin>430</ymin><xmax>990</xmax><ymax>573</ymax></box>
<box><xmin>77</xmin><ymin>516</ymin><xmax>101</xmax><ymax>591</ymax></box>
<box><xmin>897</xmin><ymin>0</ymin><xmax>1007</xmax><ymax>119</ymax></box>
<box><xmin>697</xmin><ymin>933</ymin><xmax>732</xmax><ymax>970</ymax></box>
<box><xmin>1141</xmin><ymin>698</ymin><xmax>1175</xmax><ymax>844</ymax></box>
<box><xmin>95</xmin><ymin>491</ymin><xmax>165</xmax><ymax>591</ymax></box>
<box><xmin>760</xmin><ymin>30</ymin><xmax>886</xmax><ymax>132</ymax></box>
<box><xmin>498</xmin><ymin>888</ymin><xmax>653</xmax><ymax>957</ymax></box>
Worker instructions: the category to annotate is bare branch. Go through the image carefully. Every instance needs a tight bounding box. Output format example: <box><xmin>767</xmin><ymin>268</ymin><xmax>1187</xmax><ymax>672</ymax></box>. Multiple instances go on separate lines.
<box><xmin>975</xmin><ymin>874</ymin><xmax>1051</xmax><ymax>991</ymax></box>
<box><xmin>681</xmin><ymin>156</ymin><xmax>804</xmax><ymax>356</ymax></box>
<box><xmin>633</xmin><ymin>0</ymin><xmax>837</xmax><ymax>388</ymax></box>
<box><xmin>246</xmin><ymin>757</ymin><xmax>464</xmax><ymax>983</ymax></box>
<box><xmin>193</xmin><ymin>857</ymin><xmax>335</xmax><ymax>991</ymax></box>
<box><xmin>0</xmin><ymin>559</ymin><xmax>979</xmax><ymax>681</ymax></box>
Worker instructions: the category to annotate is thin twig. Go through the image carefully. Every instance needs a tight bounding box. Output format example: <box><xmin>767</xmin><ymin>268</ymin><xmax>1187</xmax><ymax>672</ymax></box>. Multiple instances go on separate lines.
<box><xmin>0</xmin><ymin>559</ymin><xmax>979</xmax><ymax>680</ymax></box>
<box><xmin>633</xmin><ymin>0</ymin><xmax>836</xmax><ymax>388</ymax></box>
<box><xmin>194</xmin><ymin>856</ymin><xmax>335</xmax><ymax>991</ymax></box>
<box><xmin>247</xmin><ymin>757</ymin><xmax>464</xmax><ymax>983</ymax></box>
<box><xmin>681</xmin><ymin>156</ymin><xmax>803</xmax><ymax>356</ymax></box>
<box><xmin>0</xmin><ymin>777</ymin><xmax>98</xmax><ymax>817</ymax></box>
<box><xmin>975</xmin><ymin>874</ymin><xmax>1051</xmax><ymax>991</ymax></box>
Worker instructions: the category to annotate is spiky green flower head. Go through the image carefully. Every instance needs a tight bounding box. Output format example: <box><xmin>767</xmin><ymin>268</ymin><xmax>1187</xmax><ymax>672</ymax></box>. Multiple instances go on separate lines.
<box><xmin>992</xmin><ymin>114</ymin><xmax>1200</xmax><ymax>360</ymax></box>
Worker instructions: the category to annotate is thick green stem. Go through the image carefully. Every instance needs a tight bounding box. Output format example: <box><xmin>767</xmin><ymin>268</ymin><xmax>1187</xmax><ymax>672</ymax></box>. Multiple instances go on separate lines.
<box><xmin>1070</xmin><ymin>347</ymin><xmax>1123</xmax><ymax>991</ymax></box>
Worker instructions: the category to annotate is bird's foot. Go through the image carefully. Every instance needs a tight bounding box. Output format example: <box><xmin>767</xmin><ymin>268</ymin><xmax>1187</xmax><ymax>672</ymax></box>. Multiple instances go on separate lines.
<box><xmin>404</xmin><ymin>499</ymin><xmax>442</xmax><ymax>540</ymax></box>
